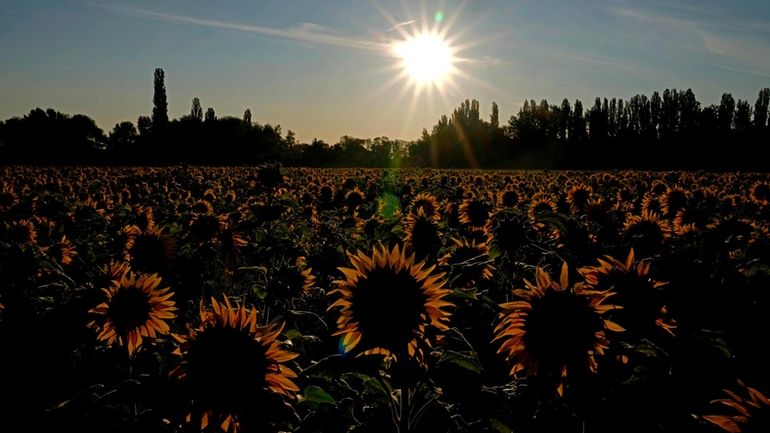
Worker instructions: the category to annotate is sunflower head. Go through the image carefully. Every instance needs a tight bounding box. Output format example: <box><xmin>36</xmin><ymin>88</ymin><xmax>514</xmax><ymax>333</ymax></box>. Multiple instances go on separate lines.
<box><xmin>750</xmin><ymin>182</ymin><xmax>770</xmax><ymax>206</ymax></box>
<box><xmin>328</xmin><ymin>244</ymin><xmax>453</xmax><ymax>362</ymax></box>
<box><xmin>439</xmin><ymin>237</ymin><xmax>494</xmax><ymax>289</ymax></box>
<box><xmin>580</xmin><ymin>249</ymin><xmax>675</xmax><ymax>340</ymax></box>
<box><xmin>566</xmin><ymin>184</ymin><xmax>593</xmax><ymax>213</ymax></box>
<box><xmin>344</xmin><ymin>187</ymin><xmax>366</xmax><ymax>210</ymax></box>
<box><xmin>661</xmin><ymin>187</ymin><xmax>689</xmax><ymax>217</ymax></box>
<box><xmin>528</xmin><ymin>195</ymin><xmax>558</xmax><ymax>223</ymax></box>
<box><xmin>265</xmin><ymin>259</ymin><xmax>316</xmax><ymax>302</ymax></box>
<box><xmin>403</xmin><ymin>209</ymin><xmax>443</xmax><ymax>262</ymax></box>
<box><xmin>123</xmin><ymin>223</ymin><xmax>178</xmax><ymax>274</ymax></box>
<box><xmin>623</xmin><ymin>211</ymin><xmax>671</xmax><ymax>258</ymax></box>
<box><xmin>88</xmin><ymin>272</ymin><xmax>176</xmax><ymax>356</ymax></box>
<box><xmin>703</xmin><ymin>380</ymin><xmax>770</xmax><ymax>433</ymax></box>
<box><xmin>171</xmin><ymin>297</ymin><xmax>299</xmax><ymax>432</ymax></box>
<box><xmin>459</xmin><ymin>198</ymin><xmax>492</xmax><ymax>229</ymax></box>
<box><xmin>497</xmin><ymin>188</ymin><xmax>521</xmax><ymax>208</ymax></box>
<box><xmin>44</xmin><ymin>235</ymin><xmax>77</xmax><ymax>266</ymax></box>
<box><xmin>493</xmin><ymin>262</ymin><xmax>623</xmax><ymax>396</ymax></box>
<box><xmin>409</xmin><ymin>192</ymin><xmax>442</xmax><ymax>223</ymax></box>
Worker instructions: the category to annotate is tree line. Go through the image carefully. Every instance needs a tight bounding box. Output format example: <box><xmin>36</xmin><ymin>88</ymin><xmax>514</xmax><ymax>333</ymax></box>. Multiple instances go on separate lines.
<box><xmin>0</xmin><ymin>68</ymin><xmax>768</xmax><ymax>169</ymax></box>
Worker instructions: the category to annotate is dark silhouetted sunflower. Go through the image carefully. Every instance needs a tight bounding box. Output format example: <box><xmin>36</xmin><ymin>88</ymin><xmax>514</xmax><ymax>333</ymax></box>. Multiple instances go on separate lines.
<box><xmin>580</xmin><ymin>249</ymin><xmax>675</xmax><ymax>342</ymax></box>
<box><xmin>459</xmin><ymin>198</ymin><xmax>492</xmax><ymax>230</ymax></box>
<box><xmin>623</xmin><ymin>210</ymin><xmax>670</xmax><ymax>257</ymax></box>
<box><xmin>661</xmin><ymin>187</ymin><xmax>689</xmax><ymax>217</ymax></box>
<box><xmin>344</xmin><ymin>187</ymin><xmax>366</xmax><ymax>211</ymax></box>
<box><xmin>265</xmin><ymin>258</ymin><xmax>316</xmax><ymax>302</ymax></box>
<box><xmin>6</xmin><ymin>219</ymin><xmax>37</xmax><ymax>245</ymax></box>
<box><xmin>488</xmin><ymin>211</ymin><xmax>535</xmax><ymax>258</ymax></box>
<box><xmin>566</xmin><ymin>184</ymin><xmax>593</xmax><ymax>214</ymax></box>
<box><xmin>328</xmin><ymin>244</ymin><xmax>453</xmax><ymax>361</ymax></box>
<box><xmin>171</xmin><ymin>297</ymin><xmax>299</xmax><ymax>433</ymax></box>
<box><xmin>497</xmin><ymin>188</ymin><xmax>521</xmax><ymax>209</ymax></box>
<box><xmin>439</xmin><ymin>237</ymin><xmax>495</xmax><ymax>289</ymax></box>
<box><xmin>493</xmin><ymin>262</ymin><xmax>623</xmax><ymax>396</ymax></box>
<box><xmin>528</xmin><ymin>195</ymin><xmax>558</xmax><ymax>223</ymax></box>
<box><xmin>88</xmin><ymin>272</ymin><xmax>176</xmax><ymax>356</ymax></box>
<box><xmin>703</xmin><ymin>380</ymin><xmax>770</xmax><ymax>433</ymax></box>
<box><xmin>409</xmin><ymin>192</ymin><xmax>442</xmax><ymax>222</ymax></box>
<box><xmin>750</xmin><ymin>182</ymin><xmax>770</xmax><ymax>206</ymax></box>
<box><xmin>403</xmin><ymin>209</ymin><xmax>443</xmax><ymax>262</ymax></box>
<box><xmin>123</xmin><ymin>223</ymin><xmax>177</xmax><ymax>273</ymax></box>
<box><xmin>44</xmin><ymin>235</ymin><xmax>77</xmax><ymax>266</ymax></box>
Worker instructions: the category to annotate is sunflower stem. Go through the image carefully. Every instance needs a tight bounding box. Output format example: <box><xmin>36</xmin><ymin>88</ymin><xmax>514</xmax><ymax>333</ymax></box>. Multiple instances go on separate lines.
<box><xmin>399</xmin><ymin>383</ymin><xmax>410</xmax><ymax>433</ymax></box>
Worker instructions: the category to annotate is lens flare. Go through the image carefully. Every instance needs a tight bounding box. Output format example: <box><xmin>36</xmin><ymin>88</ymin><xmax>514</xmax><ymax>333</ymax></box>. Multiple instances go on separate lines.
<box><xmin>393</xmin><ymin>32</ymin><xmax>454</xmax><ymax>86</ymax></box>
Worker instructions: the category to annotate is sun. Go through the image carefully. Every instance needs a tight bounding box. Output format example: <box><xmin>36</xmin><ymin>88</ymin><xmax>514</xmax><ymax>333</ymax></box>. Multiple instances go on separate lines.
<box><xmin>394</xmin><ymin>32</ymin><xmax>454</xmax><ymax>86</ymax></box>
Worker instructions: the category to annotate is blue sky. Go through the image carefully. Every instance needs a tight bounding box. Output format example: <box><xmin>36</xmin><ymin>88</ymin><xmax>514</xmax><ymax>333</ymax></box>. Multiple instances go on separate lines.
<box><xmin>1</xmin><ymin>0</ymin><xmax>769</xmax><ymax>143</ymax></box>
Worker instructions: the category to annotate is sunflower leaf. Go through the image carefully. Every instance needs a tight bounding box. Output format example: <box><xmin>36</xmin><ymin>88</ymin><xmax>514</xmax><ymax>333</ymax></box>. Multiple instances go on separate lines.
<box><xmin>300</xmin><ymin>385</ymin><xmax>336</xmax><ymax>407</ymax></box>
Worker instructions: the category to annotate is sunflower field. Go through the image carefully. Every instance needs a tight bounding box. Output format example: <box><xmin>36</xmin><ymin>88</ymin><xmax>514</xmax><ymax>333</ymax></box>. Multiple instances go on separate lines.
<box><xmin>1</xmin><ymin>166</ymin><xmax>769</xmax><ymax>433</ymax></box>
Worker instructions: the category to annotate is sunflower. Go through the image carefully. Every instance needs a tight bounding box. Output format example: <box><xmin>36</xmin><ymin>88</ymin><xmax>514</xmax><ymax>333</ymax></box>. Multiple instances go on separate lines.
<box><xmin>328</xmin><ymin>244</ymin><xmax>453</xmax><ymax>361</ymax></box>
<box><xmin>44</xmin><ymin>235</ymin><xmax>77</xmax><ymax>266</ymax></box>
<box><xmin>344</xmin><ymin>187</ymin><xmax>366</xmax><ymax>211</ymax></box>
<box><xmin>703</xmin><ymin>380</ymin><xmax>770</xmax><ymax>433</ymax></box>
<box><xmin>579</xmin><ymin>249</ymin><xmax>675</xmax><ymax>341</ymax></box>
<box><xmin>496</xmin><ymin>188</ymin><xmax>521</xmax><ymax>209</ymax></box>
<box><xmin>623</xmin><ymin>210</ymin><xmax>671</xmax><ymax>257</ymax></box>
<box><xmin>6</xmin><ymin>219</ymin><xmax>37</xmax><ymax>245</ymax></box>
<box><xmin>749</xmin><ymin>182</ymin><xmax>770</xmax><ymax>206</ymax></box>
<box><xmin>265</xmin><ymin>259</ymin><xmax>316</xmax><ymax>302</ymax></box>
<box><xmin>459</xmin><ymin>197</ymin><xmax>492</xmax><ymax>230</ymax></box>
<box><xmin>171</xmin><ymin>296</ymin><xmax>299</xmax><ymax>432</ymax></box>
<box><xmin>527</xmin><ymin>195</ymin><xmax>558</xmax><ymax>223</ymax></box>
<box><xmin>660</xmin><ymin>187</ymin><xmax>689</xmax><ymax>217</ymax></box>
<box><xmin>566</xmin><ymin>184</ymin><xmax>593</xmax><ymax>214</ymax></box>
<box><xmin>123</xmin><ymin>223</ymin><xmax>177</xmax><ymax>273</ymax></box>
<box><xmin>409</xmin><ymin>192</ymin><xmax>442</xmax><ymax>223</ymax></box>
<box><xmin>488</xmin><ymin>211</ymin><xmax>535</xmax><ymax>258</ymax></box>
<box><xmin>402</xmin><ymin>209</ymin><xmax>443</xmax><ymax>262</ymax></box>
<box><xmin>439</xmin><ymin>237</ymin><xmax>495</xmax><ymax>289</ymax></box>
<box><xmin>88</xmin><ymin>272</ymin><xmax>176</xmax><ymax>356</ymax></box>
<box><xmin>493</xmin><ymin>262</ymin><xmax>623</xmax><ymax>396</ymax></box>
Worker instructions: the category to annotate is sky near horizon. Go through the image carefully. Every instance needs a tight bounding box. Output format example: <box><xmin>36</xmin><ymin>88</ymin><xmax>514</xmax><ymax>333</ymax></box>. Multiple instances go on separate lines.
<box><xmin>1</xmin><ymin>0</ymin><xmax>769</xmax><ymax>143</ymax></box>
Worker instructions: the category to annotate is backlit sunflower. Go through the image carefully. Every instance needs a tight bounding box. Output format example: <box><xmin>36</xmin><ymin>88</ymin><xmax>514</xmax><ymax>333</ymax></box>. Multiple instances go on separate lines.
<box><xmin>6</xmin><ymin>219</ymin><xmax>37</xmax><ymax>246</ymax></box>
<box><xmin>703</xmin><ymin>380</ymin><xmax>770</xmax><ymax>433</ymax></box>
<box><xmin>409</xmin><ymin>192</ymin><xmax>442</xmax><ymax>223</ymax></box>
<box><xmin>459</xmin><ymin>197</ymin><xmax>492</xmax><ymax>230</ymax></box>
<box><xmin>579</xmin><ymin>249</ymin><xmax>675</xmax><ymax>341</ymax></box>
<box><xmin>623</xmin><ymin>210</ymin><xmax>671</xmax><ymax>257</ymax></box>
<box><xmin>527</xmin><ymin>195</ymin><xmax>558</xmax><ymax>223</ymax></box>
<box><xmin>749</xmin><ymin>182</ymin><xmax>770</xmax><ymax>206</ymax></box>
<box><xmin>497</xmin><ymin>188</ymin><xmax>521</xmax><ymax>209</ymax></box>
<box><xmin>493</xmin><ymin>262</ymin><xmax>623</xmax><ymax>396</ymax></box>
<box><xmin>88</xmin><ymin>272</ymin><xmax>176</xmax><ymax>356</ymax></box>
<box><xmin>660</xmin><ymin>187</ymin><xmax>689</xmax><ymax>217</ymax></box>
<box><xmin>402</xmin><ymin>208</ymin><xmax>443</xmax><ymax>262</ymax></box>
<box><xmin>439</xmin><ymin>237</ymin><xmax>495</xmax><ymax>289</ymax></box>
<box><xmin>171</xmin><ymin>296</ymin><xmax>299</xmax><ymax>433</ymax></box>
<box><xmin>44</xmin><ymin>235</ymin><xmax>77</xmax><ymax>266</ymax></box>
<box><xmin>344</xmin><ymin>187</ymin><xmax>366</xmax><ymax>211</ymax></box>
<box><xmin>328</xmin><ymin>244</ymin><xmax>453</xmax><ymax>361</ymax></box>
<box><xmin>566</xmin><ymin>184</ymin><xmax>593</xmax><ymax>214</ymax></box>
<box><xmin>123</xmin><ymin>222</ymin><xmax>177</xmax><ymax>273</ymax></box>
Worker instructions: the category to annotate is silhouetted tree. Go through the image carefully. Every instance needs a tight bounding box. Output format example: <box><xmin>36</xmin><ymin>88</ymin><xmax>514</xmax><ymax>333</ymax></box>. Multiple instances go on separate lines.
<box><xmin>243</xmin><ymin>109</ymin><xmax>252</xmax><ymax>125</ymax></box>
<box><xmin>718</xmin><ymin>93</ymin><xmax>736</xmax><ymax>131</ymax></box>
<box><xmin>735</xmin><ymin>100</ymin><xmax>753</xmax><ymax>132</ymax></box>
<box><xmin>754</xmin><ymin>88</ymin><xmax>770</xmax><ymax>129</ymax></box>
<box><xmin>191</xmin><ymin>97</ymin><xmax>203</xmax><ymax>121</ymax></box>
<box><xmin>490</xmin><ymin>102</ymin><xmax>499</xmax><ymax>128</ymax></box>
<box><xmin>137</xmin><ymin>116</ymin><xmax>152</xmax><ymax>137</ymax></box>
<box><xmin>108</xmin><ymin>121</ymin><xmax>137</xmax><ymax>153</ymax></box>
<box><xmin>205</xmin><ymin>108</ymin><xmax>216</xmax><ymax>122</ymax></box>
<box><xmin>152</xmin><ymin>68</ymin><xmax>168</xmax><ymax>132</ymax></box>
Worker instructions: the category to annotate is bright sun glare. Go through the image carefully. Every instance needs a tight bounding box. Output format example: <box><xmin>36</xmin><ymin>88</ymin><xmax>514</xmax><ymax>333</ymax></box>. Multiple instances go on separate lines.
<box><xmin>394</xmin><ymin>32</ymin><xmax>454</xmax><ymax>86</ymax></box>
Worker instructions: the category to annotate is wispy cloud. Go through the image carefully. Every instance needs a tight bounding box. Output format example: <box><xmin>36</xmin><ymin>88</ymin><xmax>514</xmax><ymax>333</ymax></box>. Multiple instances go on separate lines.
<box><xmin>386</xmin><ymin>20</ymin><xmax>416</xmax><ymax>32</ymax></box>
<box><xmin>89</xmin><ymin>3</ymin><xmax>388</xmax><ymax>52</ymax></box>
<box><xmin>610</xmin><ymin>4</ymin><xmax>770</xmax><ymax>75</ymax></box>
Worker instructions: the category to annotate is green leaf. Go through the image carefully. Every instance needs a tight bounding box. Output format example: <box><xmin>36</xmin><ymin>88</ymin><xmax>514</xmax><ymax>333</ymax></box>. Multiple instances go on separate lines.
<box><xmin>300</xmin><ymin>385</ymin><xmax>336</xmax><ymax>407</ymax></box>
<box><xmin>439</xmin><ymin>350</ymin><xmax>483</xmax><ymax>375</ymax></box>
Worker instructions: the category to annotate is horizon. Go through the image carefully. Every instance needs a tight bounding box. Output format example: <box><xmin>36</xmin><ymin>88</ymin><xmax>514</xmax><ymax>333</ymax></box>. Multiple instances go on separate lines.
<box><xmin>2</xmin><ymin>0</ymin><xmax>770</xmax><ymax>143</ymax></box>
